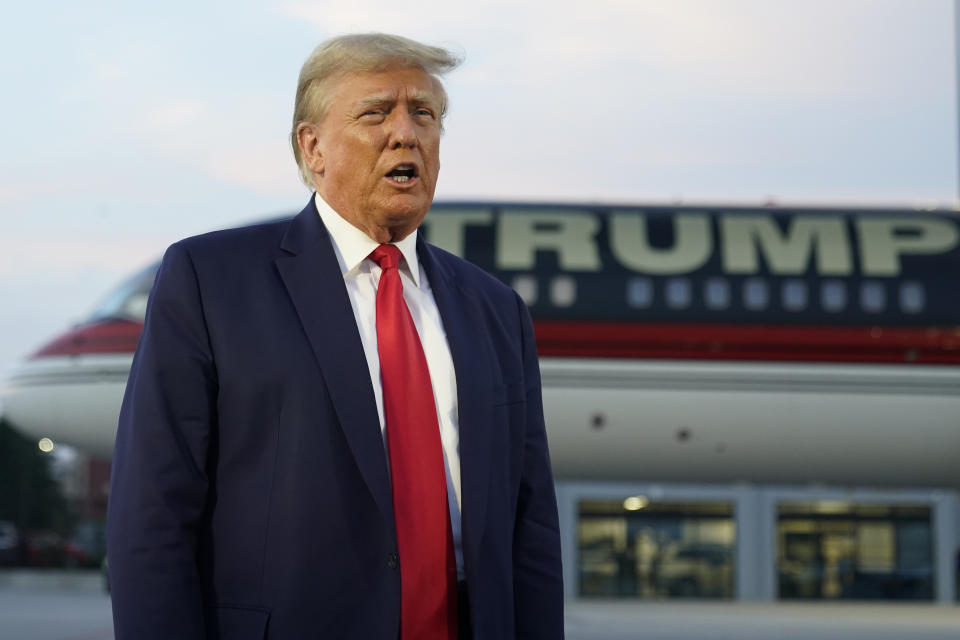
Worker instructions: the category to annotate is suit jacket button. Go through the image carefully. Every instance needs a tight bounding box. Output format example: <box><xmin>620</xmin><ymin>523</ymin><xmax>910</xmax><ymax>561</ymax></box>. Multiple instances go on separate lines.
<box><xmin>387</xmin><ymin>553</ymin><xmax>399</xmax><ymax>569</ymax></box>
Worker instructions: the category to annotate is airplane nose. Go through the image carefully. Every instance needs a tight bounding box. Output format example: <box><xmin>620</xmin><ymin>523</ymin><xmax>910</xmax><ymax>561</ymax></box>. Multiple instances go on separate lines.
<box><xmin>1</xmin><ymin>319</ymin><xmax>142</xmax><ymax>458</ymax></box>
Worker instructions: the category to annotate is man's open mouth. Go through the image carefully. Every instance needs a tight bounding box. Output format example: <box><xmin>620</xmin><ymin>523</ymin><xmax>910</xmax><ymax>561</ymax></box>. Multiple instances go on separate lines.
<box><xmin>386</xmin><ymin>164</ymin><xmax>418</xmax><ymax>183</ymax></box>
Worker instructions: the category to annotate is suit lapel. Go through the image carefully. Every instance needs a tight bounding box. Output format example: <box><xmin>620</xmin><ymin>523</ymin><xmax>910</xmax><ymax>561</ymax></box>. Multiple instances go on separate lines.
<box><xmin>275</xmin><ymin>200</ymin><xmax>394</xmax><ymax>530</ymax></box>
<box><xmin>418</xmin><ymin>238</ymin><xmax>493</xmax><ymax>566</ymax></box>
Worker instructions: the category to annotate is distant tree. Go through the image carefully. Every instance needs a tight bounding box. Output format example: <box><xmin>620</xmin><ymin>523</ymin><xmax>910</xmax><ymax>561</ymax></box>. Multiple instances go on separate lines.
<box><xmin>0</xmin><ymin>418</ymin><xmax>72</xmax><ymax>532</ymax></box>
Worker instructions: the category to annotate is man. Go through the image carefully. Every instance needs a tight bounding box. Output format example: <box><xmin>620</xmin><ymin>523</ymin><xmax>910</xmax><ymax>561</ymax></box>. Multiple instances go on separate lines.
<box><xmin>107</xmin><ymin>33</ymin><xmax>563</xmax><ymax>639</ymax></box>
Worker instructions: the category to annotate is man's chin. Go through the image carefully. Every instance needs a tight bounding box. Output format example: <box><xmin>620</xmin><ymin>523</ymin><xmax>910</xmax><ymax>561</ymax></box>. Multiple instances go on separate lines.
<box><xmin>379</xmin><ymin>197</ymin><xmax>430</xmax><ymax>224</ymax></box>
<box><xmin>366</xmin><ymin>213</ymin><xmax>424</xmax><ymax>243</ymax></box>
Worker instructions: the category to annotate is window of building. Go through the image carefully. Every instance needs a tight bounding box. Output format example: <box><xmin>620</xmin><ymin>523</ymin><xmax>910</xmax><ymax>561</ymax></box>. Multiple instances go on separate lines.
<box><xmin>579</xmin><ymin>500</ymin><xmax>735</xmax><ymax>599</ymax></box>
<box><xmin>777</xmin><ymin>502</ymin><xmax>933</xmax><ymax>601</ymax></box>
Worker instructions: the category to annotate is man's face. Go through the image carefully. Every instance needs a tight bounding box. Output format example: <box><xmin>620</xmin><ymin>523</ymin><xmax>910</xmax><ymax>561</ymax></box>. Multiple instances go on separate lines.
<box><xmin>309</xmin><ymin>66</ymin><xmax>442</xmax><ymax>243</ymax></box>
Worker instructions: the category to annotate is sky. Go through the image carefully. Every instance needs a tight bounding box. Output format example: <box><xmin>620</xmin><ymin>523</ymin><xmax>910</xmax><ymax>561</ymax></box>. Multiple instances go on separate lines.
<box><xmin>0</xmin><ymin>0</ymin><xmax>957</xmax><ymax>381</ymax></box>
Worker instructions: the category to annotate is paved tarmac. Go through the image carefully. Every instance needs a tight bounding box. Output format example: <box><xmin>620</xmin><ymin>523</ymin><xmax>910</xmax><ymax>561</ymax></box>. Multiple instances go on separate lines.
<box><xmin>2</xmin><ymin>571</ymin><xmax>959</xmax><ymax>640</ymax></box>
<box><xmin>0</xmin><ymin>570</ymin><xmax>110</xmax><ymax>640</ymax></box>
<box><xmin>565</xmin><ymin>600</ymin><xmax>960</xmax><ymax>639</ymax></box>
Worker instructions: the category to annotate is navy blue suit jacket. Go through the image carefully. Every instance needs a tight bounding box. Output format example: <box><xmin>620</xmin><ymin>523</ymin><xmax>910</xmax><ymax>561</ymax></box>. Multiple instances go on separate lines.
<box><xmin>107</xmin><ymin>198</ymin><xmax>564</xmax><ymax>639</ymax></box>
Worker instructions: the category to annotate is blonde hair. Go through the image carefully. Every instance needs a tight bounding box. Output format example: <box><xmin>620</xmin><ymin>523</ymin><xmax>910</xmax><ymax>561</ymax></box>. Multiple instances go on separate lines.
<box><xmin>291</xmin><ymin>33</ymin><xmax>461</xmax><ymax>187</ymax></box>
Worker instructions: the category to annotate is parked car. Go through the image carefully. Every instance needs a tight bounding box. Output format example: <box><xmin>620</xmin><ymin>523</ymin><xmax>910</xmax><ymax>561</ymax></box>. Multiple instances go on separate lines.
<box><xmin>661</xmin><ymin>543</ymin><xmax>734</xmax><ymax>599</ymax></box>
<box><xmin>62</xmin><ymin>521</ymin><xmax>106</xmax><ymax>568</ymax></box>
<box><xmin>0</xmin><ymin>521</ymin><xmax>19</xmax><ymax>566</ymax></box>
<box><xmin>24</xmin><ymin>531</ymin><xmax>64</xmax><ymax>566</ymax></box>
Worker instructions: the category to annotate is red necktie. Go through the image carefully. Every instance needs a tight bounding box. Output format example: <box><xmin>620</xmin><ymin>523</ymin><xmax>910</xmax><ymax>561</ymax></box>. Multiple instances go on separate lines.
<box><xmin>371</xmin><ymin>244</ymin><xmax>457</xmax><ymax>640</ymax></box>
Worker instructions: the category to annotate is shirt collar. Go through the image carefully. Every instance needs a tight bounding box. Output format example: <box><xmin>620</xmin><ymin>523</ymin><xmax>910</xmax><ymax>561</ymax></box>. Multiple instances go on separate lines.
<box><xmin>314</xmin><ymin>192</ymin><xmax>421</xmax><ymax>287</ymax></box>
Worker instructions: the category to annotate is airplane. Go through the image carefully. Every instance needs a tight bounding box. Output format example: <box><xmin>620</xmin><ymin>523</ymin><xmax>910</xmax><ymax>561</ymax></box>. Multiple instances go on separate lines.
<box><xmin>3</xmin><ymin>201</ymin><xmax>960</xmax><ymax>489</ymax></box>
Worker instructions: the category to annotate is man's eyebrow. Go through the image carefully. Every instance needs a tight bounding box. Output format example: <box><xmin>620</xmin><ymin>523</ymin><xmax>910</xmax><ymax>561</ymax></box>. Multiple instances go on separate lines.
<box><xmin>356</xmin><ymin>95</ymin><xmax>394</xmax><ymax>109</ymax></box>
<box><xmin>407</xmin><ymin>89</ymin><xmax>438</xmax><ymax>107</ymax></box>
<box><xmin>354</xmin><ymin>91</ymin><xmax>438</xmax><ymax>110</ymax></box>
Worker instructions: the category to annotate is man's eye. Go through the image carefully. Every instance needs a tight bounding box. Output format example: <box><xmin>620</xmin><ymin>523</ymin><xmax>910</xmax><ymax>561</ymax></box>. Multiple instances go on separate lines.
<box><xmin>415</xmin><ymin>108</ymin><xmax>435</xmax><ymax>118</ymax></box>
<box><xmin>360</xmin><ymin>110</ymin><xmax>385</xmax><ymax>119</ymax></box>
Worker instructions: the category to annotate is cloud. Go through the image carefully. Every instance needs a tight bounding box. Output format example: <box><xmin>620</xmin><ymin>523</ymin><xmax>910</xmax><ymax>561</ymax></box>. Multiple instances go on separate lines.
<box><xmin>143</xmin><ymin>99</ymin><xmax>210</xmax><ymax>132</ymax></box>
<box><xmin>278</xmin><ymin>1</ymin><xmax>492</xmax><ymax>38</ymax></box>
<box><xmin>5</xmin><ymin>1</ymin><xmax>955</xmax><ymax>212</ymax></box>
<box><xmin>116</xmin><ymin>93</ymin><xmax>300</xmax><ymax>196</ymax></box>
<box><xmin>0</xmin><ymin>177</ymin><xmax>75</xmax><ymax>208</ymax></box>
<box><xmin>0</xmin><ymin>230</ymin><xmax>161</xmax><ymax>281</ymax></box>
<box><xmin>280</xmin><ymin>0</ymin><xmax>952</xmax><ymax>102</ymax></box>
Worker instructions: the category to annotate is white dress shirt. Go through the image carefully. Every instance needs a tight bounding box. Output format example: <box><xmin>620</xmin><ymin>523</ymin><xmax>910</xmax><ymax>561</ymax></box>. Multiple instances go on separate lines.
<box><xmin>314</xmin><ymin>193</ymin><xmax>464</xmax><ymax>578</ymax></box>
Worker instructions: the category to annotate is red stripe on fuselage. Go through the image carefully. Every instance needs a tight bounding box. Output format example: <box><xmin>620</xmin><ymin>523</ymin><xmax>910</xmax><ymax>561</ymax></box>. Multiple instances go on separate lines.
<box><xmin>533</xmin><ymin>321</ymin><xmax>960</xmax><ymax>364</ymax></box>
<box><xmin>29</xmin><ymin>318</ymin><xmax>960</xmax><ymax>364</ymax></box>
<box><xmin>32</xmin><ymin>320</ymin><xmax>144</xmax><ymax>358</ymax></box>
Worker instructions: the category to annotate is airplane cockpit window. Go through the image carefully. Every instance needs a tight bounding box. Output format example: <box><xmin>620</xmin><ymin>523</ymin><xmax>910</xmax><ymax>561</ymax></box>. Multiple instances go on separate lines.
<box><xmin>87</xmin><ymin>262</ymin><xmax>160</xmax><ymax>323</ymax></box>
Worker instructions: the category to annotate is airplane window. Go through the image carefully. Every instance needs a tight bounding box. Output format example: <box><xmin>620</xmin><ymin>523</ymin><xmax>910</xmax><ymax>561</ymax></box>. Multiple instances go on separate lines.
<box><xmin>820</xmin><ymin>281</ymin><xmax>846</xmax><ymax>312</ymax></box>
<box><xmin>704</xmin><ymin>278</ymin><xmax>730</xmax><ymax>310</ymax></box>
<box><xmin>626</xmin><ymin>278</ymin><xmax>653</xmax><ymax>309</ymax></box>
<box><xmin>88</xmin><ymin>263</ymin><xmax>159</xmax><ymax>322</ymax></box>
<box><xmin>782</xmin><ymin>280</ymin><xmax>808</xmax><ymax>312</ymax></box>
<box><xmin>124</xmin><ymin>294</ymin><xmax>149</xmax><ymax>320</ymax></box>
<box><xmin>899</xmin><ymin>282</ymin><xmax>925</xmax><ymax>314</ymax></box>
<box><xmin>743</xmin><ymin>278</ymin><xmax>768</xmax><ymax>310</ymax></box>
<box><xmin>512</xmin><ymin>275</ymin><xmax>538</xmax><ymax>306</ymax></box>
<box><xmin>666</xmin><ymin>278</ymin><xmax>692</xmax><ymax>310</ymax></box>
<box><xmin>860</xmin><ymin>281</ymin><xmax>886</xmax><ymax>313</ymax></box>
<box><xmin>550</xmin><ymin>276</ymin><xmax>577</xmax><ymax>307</ymax></box>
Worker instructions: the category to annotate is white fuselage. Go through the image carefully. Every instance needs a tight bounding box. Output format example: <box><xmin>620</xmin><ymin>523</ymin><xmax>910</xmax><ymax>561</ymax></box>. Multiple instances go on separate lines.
<box><xmin>5</xmin><ymin>352</ymin><xmax>959</xmax><ymax>489</ymax></box>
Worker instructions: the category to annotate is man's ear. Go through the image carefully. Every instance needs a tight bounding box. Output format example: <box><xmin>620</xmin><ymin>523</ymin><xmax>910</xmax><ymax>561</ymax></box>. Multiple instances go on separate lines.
<box><xmin>297</xmin><ymin>123</ymin><xmax>325</xmax><ymax>177</ymax></box>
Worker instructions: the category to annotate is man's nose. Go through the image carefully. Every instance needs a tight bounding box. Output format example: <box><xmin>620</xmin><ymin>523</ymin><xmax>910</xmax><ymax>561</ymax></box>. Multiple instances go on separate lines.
<box><xmin>389</xmin><ymin>111</ymin><xmax>418</xmax><ymax>149</ymax></box>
